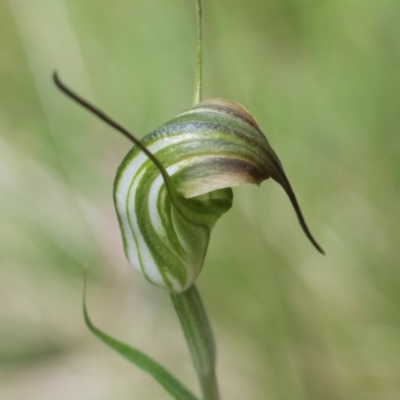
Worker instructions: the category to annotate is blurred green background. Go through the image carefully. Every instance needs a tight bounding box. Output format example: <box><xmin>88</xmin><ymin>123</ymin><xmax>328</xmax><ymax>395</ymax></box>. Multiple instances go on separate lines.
<box><xmin>1</xmin><ymin>0</ymin><xmax>400</xmax><ymax>399</ymax></box>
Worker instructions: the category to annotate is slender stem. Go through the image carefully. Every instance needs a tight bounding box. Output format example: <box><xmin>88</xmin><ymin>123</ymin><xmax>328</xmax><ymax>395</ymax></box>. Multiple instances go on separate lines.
<box><xmin>171</xmin><ymin>285</ymin><xmax>220</xmax><ymax>400</ymax></box>
<box><xmin>193</xmin><ymin>0</ymin><xmax>203</xmax><ymax>105</ymax></box>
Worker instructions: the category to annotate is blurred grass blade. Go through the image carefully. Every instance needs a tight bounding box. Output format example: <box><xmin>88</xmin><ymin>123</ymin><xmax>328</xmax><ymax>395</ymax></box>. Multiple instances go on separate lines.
<box><xmin>82</xmin><ymin>265</ymin><xmax>199</xmax><ymax>400</ymax></box>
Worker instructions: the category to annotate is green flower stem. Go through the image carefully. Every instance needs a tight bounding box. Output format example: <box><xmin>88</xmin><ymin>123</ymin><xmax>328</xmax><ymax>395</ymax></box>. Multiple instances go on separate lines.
<box><xmin>193</xmin><ymin>0</ymin><xmax>203</xmax><ymax>105</ymax></box>
<box><xmin>171</xmin><ymin>285</ymin><xmax>220</xmax><ymax>400</ymax></box>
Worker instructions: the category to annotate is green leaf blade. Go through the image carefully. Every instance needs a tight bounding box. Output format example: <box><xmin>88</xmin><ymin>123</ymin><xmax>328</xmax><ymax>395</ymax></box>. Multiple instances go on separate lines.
<box><xmin>83</xmin><ymin>266</ymin><xmax>199</xmax><ymax>400</ymax></box>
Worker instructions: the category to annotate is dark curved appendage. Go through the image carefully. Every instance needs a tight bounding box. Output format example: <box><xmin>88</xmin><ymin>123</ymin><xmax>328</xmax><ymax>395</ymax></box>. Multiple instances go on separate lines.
<box><xmin>269</xmin><ymin>156</ymin><xmax>325</xmax><ymax>255</ymax></box>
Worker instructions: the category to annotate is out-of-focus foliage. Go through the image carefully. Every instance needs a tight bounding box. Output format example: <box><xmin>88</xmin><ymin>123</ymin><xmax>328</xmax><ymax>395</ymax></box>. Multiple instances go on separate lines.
<box><xmin>1</xmin><ymin>0</ymin><xmax>399</xmax><ymax>399</ymax></box>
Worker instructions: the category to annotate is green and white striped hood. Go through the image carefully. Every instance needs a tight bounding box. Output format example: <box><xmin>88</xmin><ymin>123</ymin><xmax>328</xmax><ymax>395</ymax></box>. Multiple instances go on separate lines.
<box><xmin>114</xmin><ymin>99</ymin><xmax>322</xmax><ymax>293</ymax></box>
